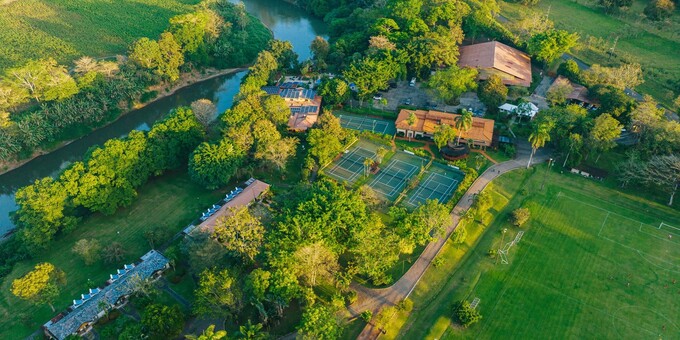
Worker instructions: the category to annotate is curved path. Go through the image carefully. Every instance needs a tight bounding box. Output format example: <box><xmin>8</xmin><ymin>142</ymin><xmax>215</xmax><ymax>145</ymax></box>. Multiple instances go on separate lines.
<box><xmin>349</xmin><ymin>141</ymin><xmax>549</xmax><ymax>339</ymax></box>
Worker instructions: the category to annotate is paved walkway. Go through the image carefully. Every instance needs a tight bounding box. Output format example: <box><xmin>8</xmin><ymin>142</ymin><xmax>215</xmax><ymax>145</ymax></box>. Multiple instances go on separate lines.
<box><xmin>349</xmin><ymin>141</ymin><xmax>549</xmax><ymax>339</ymax></box>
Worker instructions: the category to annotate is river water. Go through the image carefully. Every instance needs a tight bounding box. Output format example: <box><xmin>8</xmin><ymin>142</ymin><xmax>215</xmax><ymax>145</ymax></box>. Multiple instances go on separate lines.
<box><xmin>0</xmin><ymin>0</ymin><xmax>328</xmax><ymax>236</ymax></box>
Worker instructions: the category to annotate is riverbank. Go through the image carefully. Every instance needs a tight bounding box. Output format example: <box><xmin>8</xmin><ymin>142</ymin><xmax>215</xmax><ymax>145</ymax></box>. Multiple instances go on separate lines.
<box><xmin>0</xmin><ymin>66</ymin><xmax>246</xmax><ymax>177</ymax></box>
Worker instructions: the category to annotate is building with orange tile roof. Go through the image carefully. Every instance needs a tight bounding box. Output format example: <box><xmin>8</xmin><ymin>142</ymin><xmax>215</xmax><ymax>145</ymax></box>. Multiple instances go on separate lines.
<box><xmin>395</xmin><ymin>109</ymin><xmax>495</xmax><ymax>147</ymax></box>
<box><xmin>459</xmin><ymin>41</ymin><xmax>532</xmax><ymax>87</ymax></box>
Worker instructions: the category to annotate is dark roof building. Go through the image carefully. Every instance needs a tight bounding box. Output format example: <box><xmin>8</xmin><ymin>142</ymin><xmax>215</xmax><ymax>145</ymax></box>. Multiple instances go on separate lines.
<box><xmin>43</xmin><ymin>250</ymin><xmax>169</xmax><ymax>340</ymax></box>
<box><xmin>261</xmin><ymin>84</ymin><xmax>322</xmax><ymax>131</ymax></box>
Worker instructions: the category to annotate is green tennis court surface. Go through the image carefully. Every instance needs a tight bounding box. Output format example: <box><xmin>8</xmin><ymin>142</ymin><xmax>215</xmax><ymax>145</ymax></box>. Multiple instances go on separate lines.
<box><xmin>404</xmin><ymin>162</ymin><xmax>464</xmax><ymax>208</ymax></box>
<box><xmin>325</xmin><ymin>140</ymin><xmax>380</xmax><ymax>185</ymax></box>
<box><xmin>369</xmin><ymin>152</ymin><xmax>425</xmax><ymax>201</ymax></box>
<box><xmin>336</xmin><ymin>113</ymin><xmax>396</xmax><ymax>135</ymax></box>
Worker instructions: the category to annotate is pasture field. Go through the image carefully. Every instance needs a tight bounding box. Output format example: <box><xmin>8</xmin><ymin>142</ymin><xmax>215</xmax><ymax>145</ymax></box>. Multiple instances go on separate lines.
<box><xmin>0</xmin><ymin>0</ymin><xmax>201</xmax><ymax>71</ymax></box>
<box><xmin>501</xmin><ymin>0</ymin><xmax>680</xmax><ymax>106</ymax></box>
<box><xmin>0</xmin><ymin>171</ymin><xmax>223</xmax><ymax>339</ymax></box>
<box><xmin>384</xmin><ymin>167</ymin><xmax>680</xmax><ymax>339</ymax></box>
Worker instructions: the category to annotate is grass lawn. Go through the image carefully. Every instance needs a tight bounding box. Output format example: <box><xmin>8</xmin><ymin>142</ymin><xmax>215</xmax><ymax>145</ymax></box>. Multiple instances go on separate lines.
<box><xmin>500</xmin><ymin>0</ymin><xmax>680</xmax><ymax>106</ymax></box>
<box><xmin>383</xmin><ymin>165</ymin><xmax>680</xmax><ymax>338</ymax></box>
<box><xmin>0</xmin><ymin>0</ymin><xmax>200</xmax><ymax>71</ymax></box>
<box><xmin>0</xmin><ymin>170</ymin><xmax>223</xmax><ymax>339</ymax></box>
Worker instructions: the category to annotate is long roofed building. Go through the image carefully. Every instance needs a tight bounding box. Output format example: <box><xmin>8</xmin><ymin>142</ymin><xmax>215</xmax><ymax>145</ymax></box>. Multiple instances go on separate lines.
<box><xmin>395</xmin><ymin>109</ymin><xmax>495</xmax><ymax>147</ymax></box>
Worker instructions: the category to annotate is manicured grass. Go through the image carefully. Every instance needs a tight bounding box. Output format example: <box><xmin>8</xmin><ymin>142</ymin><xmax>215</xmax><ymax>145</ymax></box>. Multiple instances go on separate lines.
<box><xmin>384</xmin><ymin>166</ymin><xmax>680</xmax><ymax>338</ymax></box>
<box><xmin>0</xmin><ymin>0</ymin><xmax>200</xmax><ymax>71</ymax></box>
<box><xmin>0</xmin><ymin>171</ymin><xmax>223</xmax><ymax>339</ymax></box>
<box><xmin>500</xmin><ymin>0</ymin><xmax>680</xmax><ymax>106</ymax></box>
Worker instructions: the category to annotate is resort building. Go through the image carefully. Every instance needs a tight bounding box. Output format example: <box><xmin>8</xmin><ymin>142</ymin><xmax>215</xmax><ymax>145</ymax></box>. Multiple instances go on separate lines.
<box><xmin>262</xmin><ymin>82</ymin><xmax>322</xmax><ymax>131</ymax></box>
<box><xmin>395</xmin><ymin>109</ymin><xmax>495</xmax><ymax>148</ymax></box>
<box><xmin>459</xmin><ymin>41</ymin><xmax>532</xmax><ymax>87</ymax></box>
<box><xmin>43</xmin><ymin>250</ymin><xmax>169</xmax><ymax>340</ymax></box>
<box><xmin>548</xmin><ymin>76</ymin><xmax>599</xmax><ymax>109</ymax></box>
<box><xmin>190</xmin><ymin>178</ymin><xmax>270</xmax><ymax>235</ymax></box>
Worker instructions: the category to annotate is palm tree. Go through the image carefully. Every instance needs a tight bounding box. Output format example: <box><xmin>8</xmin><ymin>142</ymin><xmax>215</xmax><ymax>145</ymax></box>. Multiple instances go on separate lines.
<box><xmin>527</xmin><ymin>122</ymin><xmax>552</xmax><ymax>168</ymax></box>
<box><xmin>186</xmin><ymin>325</ymin><xmax>227</xmax><ymax>340</ymax></box>
<box><xmin>364</xmin><ymin>157</ymin><xmax>373</xmax><ymax>176</ymax></box>
<box><xmin>455</xmin><ymin>110</ymin><xmax>473</xmax><ymax>145</ymax></box>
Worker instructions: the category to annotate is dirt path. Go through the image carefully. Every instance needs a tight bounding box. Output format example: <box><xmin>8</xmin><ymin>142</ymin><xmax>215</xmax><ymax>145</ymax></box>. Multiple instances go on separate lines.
<box><xmin>349</xmin><ymin>141</ymin><xmax>549</xmax><ymax>339</ymax></box>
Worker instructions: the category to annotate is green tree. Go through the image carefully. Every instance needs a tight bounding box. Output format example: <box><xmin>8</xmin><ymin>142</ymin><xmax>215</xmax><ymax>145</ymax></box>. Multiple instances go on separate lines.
<box><xmin>297</xmin><ymin>305</ymin><xmax>341</xmax><ymax>340</ymax></box>
<box><xmin>14</xmin><ymin>177</ymin><xmax>77</xmax><ymax>251</ymax></box>
<box><xmin>547</xmin><ymin>82</ymin><xmax>573</xmax><ymax>106</ymax></box>
<box><xmin>433</xmin><ymin>124</ymin><xmax>455</xmax><ymax>149</ymax></box>
<box><xmin>582</xmin><ymin>63</ymin><xmax>643</xmax><ymax>90</ymax></box>
<box><xmin>157</xmin><ymin>32</ymin><xmax>185</xmax><ymax>81</ymax></box>
<box><xmin>194</xmin><ymin>268</ymin><xmax>243</xmax><ymax>319</ymax></box>
<box><xmin>478</xmin><ymin>75</ymin><xmax>508</xmax><ymax>113</ymax></box>
<box><xmin>562</xmin><ymin>133</ymin><xmax>583</xmax><ymax>168</ymax></box>
<box><xmin>214</xmin><ymin>207</ymin><xmax>265</xmax><ymax>263</ymax></box>
<box><xmin>587</xmin><ymin>113</ymin><xmax>622</xmax><ymax>162</ymax></box>
<box><xmin>599</xmin><ymin>0</ymin><xmax>633</xmax><ymax>12</ymax></box>
<box><xmin>557</xmin><ymin>59</ymin><xmax>581</xmax><ymax>83</ymax></box>
<box><xmin>236</xmin><ymin>320</ymin><xmax>268</xmax><ymax>340</ymax></box>
<box><xmin>11</xmin><ymin>263</ymin><xmax>65</xmax><ymax>312</ymax></box>
<box><xmin>317</xmin><ymin>78</ymin><xmax>350</xmax><ymax>107</ymax></box>
<box><xmin>454</xmin><ymin>300</ymin><xmax>482</xmax><ymax>328</ymax></box>
<box><xmin>142</xmin><ymin>304</ymin><xmax>184</xmax><ymax>339</ymax></box>
<box><xmin>455</xmin><ymin>109</ymin><xmax>474</xmax><ymax>145</ymax></box>
<box><xmin>261</xmin><ymin>94</ymin><xmax>291</xmax><ymax>126</ymax></box>
<box><xmin>427</xmin><ymin>66</ymin><xmax>478</xmax><ymax>104</ymax></box>
<box><xmin>130</xmin><ymin>37</ymin><xmax>162</xmax><ymax>69</ymax></box>
<box><xmin>6</xmin><ymin>58</ymin><xmax>78</xmax><ymax>103</ymax></box>
<box><xmin>72</xmin><ymin>239</ymin><xmax>101</xmax><ymax>265</ymax></box>
<box><xmin>292</xmin><ymin>242</ymin><xmax>339</xmax><ymax>287</ymax></box>
<box><xmin>451</xmin><ymin>225</ymin><xmax>467</xmax><ymax>245</ymax></box>
<box><xmin>526</xmin><ymin>30</ymin><xmax>579</xmax><ymax>64</ymax></box>
<box><xmin>169</xmin><ymin>10</ymin><xmax>218</xmax><ymax>54</ymax></box>
<box><xmin>310</xmin><ymin>36</ymin><xmax>330</xmax><ymax>64</ymax></box>
<box><xmin>102</xmin><ymin>242</ymin><xmax>126</xmax><ymax>264</ymax></box>
<box><xmin>186</xmin><ymin>325</ymin><xmax>227</xmax><ymax>340</ymax></box>
<box><xmin>644</xmin><ymin>0</ymin><xmax>675</xmax><ymax>21</ymax></box>
<box><xmin>189</xmin><ymin>139</ymin><xmax>245</xmax><ymax>189</ymax></box>
<box><xmin>527</xmin><ymin>122</ymin><xmax>552</xmax><ymax>168</ymax></box>
<box><xmin>343</xmin><ymin>56</ymin><xmax>399</xmax><ymax>105</ymax></box>
<box><xmin>181</xmin><ymin>231</ymin><xmax>227</xmax><ymax>274</ymax></box>
<box><xmin>511</xmin><ymin>207</ymin><xmax>531</xmax><ymax>227</ymax></box>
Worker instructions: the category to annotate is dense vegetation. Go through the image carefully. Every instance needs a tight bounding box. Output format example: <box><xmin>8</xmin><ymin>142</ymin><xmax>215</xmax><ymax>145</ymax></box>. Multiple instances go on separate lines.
<box><xmin>0</xmin><ymin>0</ymin><xmax>201</xmax><ymax>72</ymax></box>
<box><xmin>0</xmin><ymin>0</ymin><xmax>271</xmax><ymax>166</ymax></box>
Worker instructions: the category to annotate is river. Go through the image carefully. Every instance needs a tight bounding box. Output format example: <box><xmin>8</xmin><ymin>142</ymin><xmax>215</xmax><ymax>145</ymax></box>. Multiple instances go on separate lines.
<box><xmin>0</xmin><ymin>0</ymin><xmax>328</xmax><ymax>236</ymax></box>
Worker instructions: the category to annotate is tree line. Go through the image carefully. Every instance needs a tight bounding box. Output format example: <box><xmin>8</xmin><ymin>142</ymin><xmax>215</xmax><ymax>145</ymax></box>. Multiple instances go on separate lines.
<box><xmin>0</xmin><ymin>0</ymin><xmax>271</xmax><ymax>165</ymax></box>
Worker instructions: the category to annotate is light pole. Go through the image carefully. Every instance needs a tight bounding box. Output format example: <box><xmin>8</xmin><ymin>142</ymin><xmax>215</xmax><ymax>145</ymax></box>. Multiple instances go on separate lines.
<box><xmin>496</xmin><ymin>228</ymin><xmax>508</xmax><ymax>265</ymax></box>
<box><xmin>541</xmin><ymin>158</ymin><xmax>554</xmax><ymax>190</ymax></box>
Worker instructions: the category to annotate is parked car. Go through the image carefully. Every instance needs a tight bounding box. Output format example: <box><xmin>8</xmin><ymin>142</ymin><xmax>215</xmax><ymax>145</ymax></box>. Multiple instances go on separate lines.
<box><xmin>389</xmin><ymin>81</ymin><xmax>398</xmax><ymax>88</ymax></box>
<box><xmin>402</xmin><ymin>98</ymin><xmax>412</xmax><ymax>105</ymax></box>
<box><xmin>373</xmin><ymin>93</ymin><xmax>383</xmax><ymax>100</ymax></box>
<box><xmin>409</xmin><ymin>77</ymin><xmax>416</xmax><ymax>87</ymax></box>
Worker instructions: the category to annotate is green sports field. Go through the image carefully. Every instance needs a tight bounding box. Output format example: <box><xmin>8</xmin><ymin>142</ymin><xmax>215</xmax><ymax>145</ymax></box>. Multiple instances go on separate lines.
<box><xmin>387</xmin><ymin>167</ymin><xmax>680</xmax><ymax>339</ymax></box>
<box><xmin>0</xmin><ymin>0</ymin><xmax>200</xmax><ymax>71</ymax></box>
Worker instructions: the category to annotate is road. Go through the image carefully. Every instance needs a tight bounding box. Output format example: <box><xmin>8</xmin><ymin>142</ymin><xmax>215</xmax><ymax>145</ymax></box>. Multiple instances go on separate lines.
<box><xmin>349</xmin><ymin>141</ymin><xmax>550</xmax><ymax>339</ymax></box>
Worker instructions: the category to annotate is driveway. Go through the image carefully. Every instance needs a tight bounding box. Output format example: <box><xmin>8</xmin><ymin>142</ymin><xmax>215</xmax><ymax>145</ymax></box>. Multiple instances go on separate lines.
<box><xmin>349</xmin><ymin>140</ymin><xmax>551</xmax><ymax>339</ymax></box>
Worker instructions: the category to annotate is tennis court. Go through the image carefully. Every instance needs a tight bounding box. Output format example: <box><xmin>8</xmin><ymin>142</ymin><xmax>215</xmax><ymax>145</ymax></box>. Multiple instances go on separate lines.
<box><xmin>369</xmin><ymin>152</ymin><xmax>424</xmax><ymax>201</ymax></box>
<box><xmin>336</xmin><ymin>113</ymin><xmax>396</xmax><ymax>135</ymax></box>
<box><xmin>325</xmin><ymin>140</ymin><xmax>380</xmax><ymax>185</ymax></box>
<box><xmin>404</xmin><ymin>162</ymin><xmax>464</xmax><ymax>208</ymax></box>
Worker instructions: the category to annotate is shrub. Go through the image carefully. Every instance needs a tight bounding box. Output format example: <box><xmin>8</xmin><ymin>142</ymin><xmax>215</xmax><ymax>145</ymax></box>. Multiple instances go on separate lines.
<box><xmin>453</xmin><ymin>300</ymin><xmax>482</xmax><ymax>328</ymax></box>
<box><xmin>360</xmin><ymin>310</ymin><xmax>373</xmax><ymax>322</ymax></box>
<box><xmin>511</xmin><ymin>207</ymin><xmax>531</xmax><ymax>227</ymax></box>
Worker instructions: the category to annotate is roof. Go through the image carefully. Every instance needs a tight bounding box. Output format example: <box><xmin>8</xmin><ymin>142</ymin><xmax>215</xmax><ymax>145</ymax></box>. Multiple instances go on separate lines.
<box><xmin>280</xmin><ymin>88</ymin><xmax>316</xmax><ymax>100</ymax></box>
<box><xmin>196</xmin><ymin>179</ymin><xmax>270</xmax><ymax>234</ymax></box>
<box><xmin>260</xmin><ymin>84</ymin><xmax>322</xmax><ymax>131</ymax></box>
<box><xmin>44</xmin><ymin>250</ymin><xmax>169</xmax><ymax>340</ymax></box>
<box><xmin>498</xmin><ymin>103</ymin><xmax>517</xmax><ymax>112</ymax></box>
<box><xmin>395</xmin><ymin>109</ymin><xmax>495</xmax><ymax>146</ymax></box>
<box><xmin>459</xmin><ymin>41</ymin><xmax>532</xmax><ymax>87</ymax></box>
<box><xmin>549</xmin><ymin>76</ymin><xmax>595</xmax><ymax>104</ymax></box>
